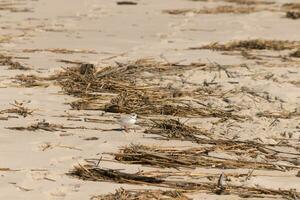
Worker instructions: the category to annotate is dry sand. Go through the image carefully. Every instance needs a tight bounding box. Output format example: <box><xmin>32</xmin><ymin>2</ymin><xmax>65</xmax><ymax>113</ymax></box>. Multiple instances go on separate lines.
<box><xmin>0</xmin><ymin>0</ymin><xmax>300</xmax><ymax>199</ymax></box>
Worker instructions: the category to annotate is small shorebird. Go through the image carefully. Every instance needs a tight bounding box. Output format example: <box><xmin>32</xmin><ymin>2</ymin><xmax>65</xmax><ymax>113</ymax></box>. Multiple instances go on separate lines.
<box><xmin>118</xmin><ymin>113</ymin><xmax>137</xmax><ymax>132</ymax></box>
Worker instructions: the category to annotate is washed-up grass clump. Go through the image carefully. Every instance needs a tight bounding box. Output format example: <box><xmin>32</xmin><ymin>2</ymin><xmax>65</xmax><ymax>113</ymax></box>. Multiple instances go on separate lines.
<box><xmin>112</xmin><ymin>144</ymin><xmax>300</xmax><ymax>170</ymax></box>
<box><xmin>163</xmin><ymin>6</ymin><xmax>258</xmax><ymax>15</ymax></box>
<box><xmin>281</xmin><ymin>3</ymin><xmax>300</xmax><ymax>11</ymax></box>
<box><xmin>54</xmin><ymin>59</ymin><xmax>201</xmax><ymax>97</ymax></box>
<box><xmin>91</xmin><ymin>188</ymin><xmax>190</xmax><ymax>200</ymax></box>
<box><xmin>286</xmin><ymin>11</ymin><xmax>300</xmax><ymax>19</ymax></box>
<box><xmin>69</xmin><ymin>164</ymin><xmax>300</xmax><ymax>199</ymax></box>
<box><xmin>191</xmin><ymin>39</ymin><xmax>300</xmax><ymax>51</ymax></box>
<box><xmin>221</xmin><ymin>0</ymin><xmax>274</xmax><ymax>5</ymax></box>
<box><xmin>290</xmin><ymin>49</ymin><xmax>300</xmax><ymax>57</ymax></box>
<box><xmin>71</xmin><ymin>91</ymin><xmax>245</xmax><ymax>119</ymax></box>
<box><xmin>145</xmin><ymin>119</ymin><xmax>212</xmax><ymax>140</ymax></box>
<box><xmin>13</xmin><ymin>74</ymin><xmax>49</xmax><ymax>87</ymax></box>
<box><xmin>0</xmin><ymin>101</ymin><xmax>33</xmax><ymax>117</ymax></box>
<box><xmin>0</xmin><ymin>54</ymin><xmax>30</xmax><ymax>70</ymax></box>
<box><xmin>6</xmin><ymin>120</ymin><xmax>99</xmax><ymax>132</ymax></box>
<box><xmin>189</xmin><ymin>0</ymin><xmax>274</xmax><ymax>5</ymax></box>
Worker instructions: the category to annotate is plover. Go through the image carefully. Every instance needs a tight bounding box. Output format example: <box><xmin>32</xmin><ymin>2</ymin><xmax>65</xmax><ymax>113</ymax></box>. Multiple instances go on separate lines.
<box><xmin>118</xmin><ymin>113</ymin><xmax>137</xmax><ymax>132</ymax></box>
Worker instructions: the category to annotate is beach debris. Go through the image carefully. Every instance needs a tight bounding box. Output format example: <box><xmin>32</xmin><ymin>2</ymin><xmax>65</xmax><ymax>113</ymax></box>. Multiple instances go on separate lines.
<box><xmin>116</xmin><ymin>1</ymin><xmax>137</xmax><ymax>5</ymax></box>
<box><xmin>69</xmin><ymin>164</ymin><xmax>300</xmax><ymax>199</ymax></box>
<box><xmin>6</xmin><ymin>120</ymin><xmax>101</xmax><ymax>132</ymax></box>
<box><xmin>163</xmin><ymin>6</ymin><xmax>259</xmax><ymax>15</ymax></box>
<box><xmin>23</xmin><ymin>48</ymin><xmax>97</xmax><ymax>54</ymax></box>
<box><xmin>0</xmin><ymin>101</ymin><xmax>33</xmax><ymax>117</ymax></box>
<box><xmin>286</xmin><ymin>11</ymin><xmax>300</xmax><ymax>19</ymax></box>
<box><xmin>290</xmin><ymin>49</ymin><xmax>300</xmax><ymax>58</ymax></box>
<box><xmin>0</xmin><ymin>54</ymin><xmax>30</xmax><ymax>70</ymax></box>
<box><xmin>91</xmin><ymin>188</ymin><xmax>190</xmax><ymax>200</ymax></box>
<box><xmin>13</xmin><ymin>74</ymin><xmax>49</xmax><ymax>87</ymax></box>
<box><xmin>111</xmin><ymin>144</ymin><xmax>300</xmax><ymax>170</ymax></box>
<box><xmin>190</xmin><ymin>39</ymin><xmax>300</xmax><ymax>51</ymax></box>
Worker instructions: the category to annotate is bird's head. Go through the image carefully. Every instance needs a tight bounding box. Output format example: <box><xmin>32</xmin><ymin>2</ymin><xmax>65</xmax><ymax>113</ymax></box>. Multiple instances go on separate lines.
<box><xmin>130</xmin><ymin>113</ymin><xmax>137</xmax><ymax>120</ymax></box>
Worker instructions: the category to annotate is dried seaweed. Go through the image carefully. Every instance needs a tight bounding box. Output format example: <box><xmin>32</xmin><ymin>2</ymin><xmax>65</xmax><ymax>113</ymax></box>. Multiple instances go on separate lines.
<box><xmin>256</xmin><ymin>110</ymin><xmax>300</xmax><ymax>119</ymax></box>
<box><xmin>91</xmin><ymin>188</ymin><xmax>190</xmax><ymax>200</ymax></box>
<box><xmin>69</xmin><ymin>164</ymin><xmax>300</xmax><ymax>199</ymax></box>
<box><xmin>0</xmin><ymin>2</ymin><xmax>32</xmax><ymax>13</ymax></box>
<box><xmin>189</xmin><ymin>0</ymin><xmax>274</xmax><ymax>5</ymax></box>
<box><xmin>286</xmin><ymin>11</ymin><xmax>300</xmax><ymax>19</ymax></box>
<box><xmin>145</xmin><ymin>119</ymin><xmax>212</xmax><ymax>140</ymax></box>
<box><xmin>23</xmin><ymin>48</ymin><xmax>97</xmax><ymax>54</ymax></box>
<box><xmin>0</xmin><ymin>101</ymin><xmax>33</xmax><ymax>117</ymax></box>
<box><xmin>112</xmin><ymin>144</ymin><xmax>300</xmax><ymax>170</ymax></box>
<box><xmin>282</xmin><ymin>3</ymin><xmax>300</xmax><ymax>11</ymax></box>
<box><xmin>221</xmin><ymin>0</ymin><xmax>274</xmax><ymax>5</ymax></box>
<box><xmin>191</xmin><ymin>39</ymin><xmax>300</xmax><ymax>51</ymax></box>
<box><xmin>163</xmin><ymin>6</ymin><xmax>258</xmax><ymax>15</ymax></box>
<box><xmin>6</xmin><ymin>120</ymin><xmax>99</xmax><ymax>132</ymax></box>
<box><xmin>0</xmin><ymin>54</ymin><xmax>30</xmax><ymax>70</ymax></box>
<box><xmin>290</xmin><ymin>49</ymin><xmax>300</xmax><ymax>57</ymax></box>
<box><xmin>116</xmin><ymin>1</ymin><xmax>138</xmax><ymax>5</ymax></box>
<box><xmin>13</xmin><ymin>74</ymin><xmax>49</xmax><ymax>87</ymax></box>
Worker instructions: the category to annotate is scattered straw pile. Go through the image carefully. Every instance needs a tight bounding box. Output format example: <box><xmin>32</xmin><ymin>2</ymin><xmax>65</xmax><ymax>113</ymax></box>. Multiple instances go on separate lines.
<box><xmin>290</xmin><ymin>49</ymin><xmax>300</xmax><ymax>57</ymax></box>
<box><xmin>145</xmin><ymin>119</ymin><xmax>212</xmax><ymax>140</ymax></box>
<box><xmin>0</xmin><ymin>54</ymin><xmax>30</xmax><ymax>70</ymax></box>
<box><xmin>91</xmin><ymin>188</ymin><xmax>190</xmax><ymax>200</ymax></box>
<box><xmin>286</xmin><ymin>11</ymin><xmax>300</xmax><ymax>19</ymax></box>
<box><xmin>163</xmin><ymin>6</ymin><xmax>258</xmax><ymax>15</ymax></box>
<box><xmin>13</xmin><ymin>74</ymin><xmax>49</xmax><ymax>87</ymax></box>
<box><xmin>113</xmin><ymin>144</ymin><xmax>300</xmax><ymax>170</ymax></box>
<box><xmin>191</xmin><ymin>39</ymin><xmax>300</xmax><ymax>51</ymax></box>
<box><xmin>0</xmin><ymin>101</ymin><xmax>33</xmax><ymax>117</ymax></box>
<box><xmin>69</xmin><ymin>164</ymin><xmax>300</xmax><ymax>199</ymax></box>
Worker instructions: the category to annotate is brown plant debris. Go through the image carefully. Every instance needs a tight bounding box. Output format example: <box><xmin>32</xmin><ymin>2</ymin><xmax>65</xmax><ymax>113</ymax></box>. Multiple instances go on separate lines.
<box><xmin>6</xmin><ymin>120</ymin><xmax>96</xmax><ymax>132</ymax></box>
<box><xmin>281</xmin><ymin>3</ymin><xmax>300</xmax><ymax>11</ymax></box>
<box><xmin>53</xmin><ymin>59</ymin><xmax>199</xmax><ymax>96</ymax></box>
<box><xmin>71</xmin><ymin>91</ymin><xmax>244</xmax><ymax>119</ymax></box>
<box><xmin>69</xmin><ymin>164</ymin><xmax>299</xmax><ymax>199</ymax></box>
<box><xmin>112</xmin><ymin>144</ymin><xmax>300</xmax><ymax>170</ymax></box>
<box><xmin>290</xmin><ymin>49</ymin><xmax>300</xmax><ymax>57</ymax></box>
<box><xmin>54</xmin><ymin>60</ymin><xmax>241</xmax><ymax>118</ymax></box>
<box><xmin>256</xmin><ymin>110</ymin><xmax>300</xmax><ymax>119</ymax></box>
<box><xmin>189</xmin><ymin>0</ymin><xmax>274</xmax><ymax>5</ymax></box>
<box><xmin>145</xmin><ymin>119</ymin><xmax>212</xmax><ymax>140</ymax></box>
<box><xmin>0</xmin><ymin>54</ymin><xmax>30</xmax><ymax>70</ymax></box>
<box><xmin>286</xmin><ymin>11</ymin><xmax>300</xmax><ymax>19</ymax></box>
<box><xmin>13</xmin><ymin>74</ymin><xmax>49</xmax><ymax>87</ymax></box>
<box><xmin>0</xmin><ymin>2</ymin><xmax>32</xmax><ymax>13</ymax></box>
<box><xmin>116</xmin><ymin>1</ymin><xmax>138</xmax><ymax>5</ymax></box>
<box><xmin>91</xmin><ymin>188</ymin><xmax>190</xmax><ymax>200</ymax></box>
<box><xmin>221</xmin><ymin>0</ymin><xmax>274</xmax><ymax>5</ymax></box>
<box><xmin>0</xmin><ymin>101</ymin><xmax>33</xmax><ymax>117</ymax></box>
<box><xmin>163</xmin><ymin>6</ymin><xmax>258</xmax><ymax>15</ymax></box>
<box><xmin>191</xmin><ymin>39</ymin><xmax>300</xmax><ymax>51</ymax></box>
<box><xmin>23</xmin><ymin>48</ymin><xmax>97</xmax><ymax>54</ymax></box>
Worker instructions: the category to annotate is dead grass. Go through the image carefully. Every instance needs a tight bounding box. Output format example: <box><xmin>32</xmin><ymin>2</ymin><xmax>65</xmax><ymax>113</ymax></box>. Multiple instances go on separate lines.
<box><xmin>112</xmin><ymin>144</ymin><xmax>300</xmax><ymax>170</ymax></box>
<box><xmin>0</xmin><ymin>54</ymin><xmax>30</xmax><ymax>70</ymax></box>
<box><xmin>23</xmin><ymin>48</ymin><xmax>97</xmax><ymax>54</ymax></box>
<box><xmin>163</xmin><ymin>6</ymin><xmax>258</xmax><ymax>15</ymax></box>
<box><xmin>191</xmin><ymin>39</ymin><xmax>300</xmax><ymax>51</ymax></box>
<box><xmin>282</xmin><ymin>3</ymin><xmax>300</xmax><ymax>11</ymax></box>
<box><xmin>0</xmin><ymin>101</ymin><xmax>33</xmax><ymax>117</ymax></box>
<box><xmin>286</xmin><ymin>11</ymin><xmax>300</xmax><ymax>19</ymax></box>
<box><xmin>290</xmin><ymin>49</ymin><xmax>300</xmax><ymax>57</ymax></box>
<box><xmin>13</xmin><ymin>74</ymin><xmax>49</xmax><ymax>87</ymax></box>
<box><xmin>69</xmin><ymin>164</ymin><xmax>300</xmax><ymax>199</ymax></box>
<box><xmin>91</xmin><ymin>188</ymin><xmax>190</xmax><ymax>200</ymax></box>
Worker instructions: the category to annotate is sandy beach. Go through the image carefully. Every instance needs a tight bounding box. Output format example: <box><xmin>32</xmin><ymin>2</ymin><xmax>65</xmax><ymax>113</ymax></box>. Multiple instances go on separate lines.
<box><xmin>0</xmin><ymin>0</ymin><xmax>300</xmax><ymax>199</ymax></box>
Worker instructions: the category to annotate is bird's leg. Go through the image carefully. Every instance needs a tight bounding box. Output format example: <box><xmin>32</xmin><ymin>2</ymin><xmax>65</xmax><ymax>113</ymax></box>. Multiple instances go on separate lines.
<box><xmin>123</xmin><ymin>125</ymin><xmax>129</xmax><ymax>133</ymax></box>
